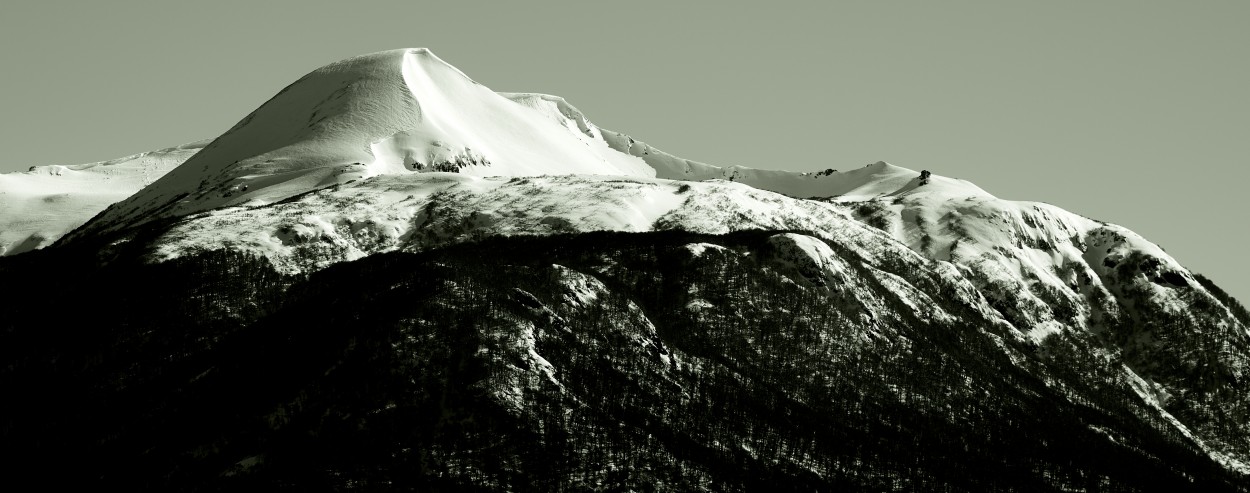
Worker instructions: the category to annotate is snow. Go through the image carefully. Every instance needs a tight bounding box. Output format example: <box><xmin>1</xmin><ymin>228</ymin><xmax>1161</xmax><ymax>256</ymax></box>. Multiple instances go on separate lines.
<box><xmin>765</xmin><ymin>233</ymin><xmax>847</xmax><ymax>285</ymax></box>
<box><xmin>1026</xmin><ymin>320</ymin><xmax>1065</xmax><ymax>342</ymax></box>
<box><xmin>67</xmin><ymin>49</ymin><xmax>659</xmax><ymax>241</ymax></box>
<box><xmin>145</xmin><ymin>173</ymin><xmax>880</xmax><ymax>273</ymax></box>
<box><xmin>685</xmin><ymin>242</ymin><xmax>728</xmax><ymax>257</ymax></box>
<box><xmin>0</xmin><ymin>46</ymin><xmax>1195</xmax><ymax>321</ymax></box>
<box><xmin>12</xmin><ymin>48</ymin><xmax>992</xmax><ymax>255</ymax></box>
<box><xmin>869</xmin><ymin>265</ymin><xmax>958</xmax><ymax>325</ymax></box>
<box><xmin>848</xmin><ymin>186</ymin><xmax>1210</xmax><ymax>340</ymax></box>
<box><xmin>552</xmin><ymin>264</ymin><xmax>602</xmax><ymax>309</ymax></box>
<box><xmin>833</xmin><ymin>168</ymin><xmax>1250</xmax><ymax>471</ymax></box>
<box><xmin>59</xmin><ymin>48</ymin><xmax>1000</xmax><ymax>245</ymax></box>
<box><xmin>0</xmin><ymin>141</ymin><xmax>204</xmax><ymax>255</ymax></box>
<box><xmin>1121</xmin><ymin>364</ymin><xmax>1250</xmax><ymax>474</ymax></box>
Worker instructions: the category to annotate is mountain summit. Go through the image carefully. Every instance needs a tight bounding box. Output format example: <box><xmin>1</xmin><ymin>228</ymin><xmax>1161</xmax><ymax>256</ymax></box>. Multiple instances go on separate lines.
<box><xmin>69</xmin><ymin>48</ymin><xmax>657</xmax><ymax>239</ymax></box>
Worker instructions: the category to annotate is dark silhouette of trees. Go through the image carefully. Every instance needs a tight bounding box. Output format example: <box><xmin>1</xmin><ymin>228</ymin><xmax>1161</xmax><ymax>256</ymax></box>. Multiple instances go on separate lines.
<box><xmin>0</xmin><ymin>230</ymin><xmax>1245</xmax><ymax>491</ymax></box>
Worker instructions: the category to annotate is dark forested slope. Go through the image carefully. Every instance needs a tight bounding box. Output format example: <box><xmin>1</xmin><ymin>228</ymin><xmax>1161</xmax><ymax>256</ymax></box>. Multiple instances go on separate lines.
<box><xmin>2</xmin><ymin>231</ymin><xmax>1245</xmax><ymax>491</ymax></box>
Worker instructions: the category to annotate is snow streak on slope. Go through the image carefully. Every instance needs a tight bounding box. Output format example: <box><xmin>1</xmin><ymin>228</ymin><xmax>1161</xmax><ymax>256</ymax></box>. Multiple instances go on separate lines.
<box><xmin>0</xmin><ymin>141</ymin><xmax>204</xmax><ymax>255</ymax></box>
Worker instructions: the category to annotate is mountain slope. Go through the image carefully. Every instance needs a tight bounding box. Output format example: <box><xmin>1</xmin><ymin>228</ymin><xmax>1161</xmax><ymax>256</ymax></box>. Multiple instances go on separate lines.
<box><xmin>0</xmin><ymin>140</ymin><xmax>204</xmax><ymax>255</ymax></box>
<box><xmin>847</xmin><ymin>189</ymin><xmax>1250</xmax><ymax>471</ymax></box>
<box><xmin>3</xmin><ymin>230</ymin><xmax>1247</xmax><ymax>491</ymax></box>
<box><xmin>58</xmin><ymin>162</ymin><xmax>1250</xmax><ymax>473</ymax></box>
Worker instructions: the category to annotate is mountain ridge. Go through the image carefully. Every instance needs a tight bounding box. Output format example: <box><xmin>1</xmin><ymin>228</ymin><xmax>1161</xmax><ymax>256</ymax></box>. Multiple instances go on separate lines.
<box><xmin>6</xmin><ymin>48</ymin><xmax>988</xmax><ymax>256</ymax></box>
<box><xmin>54</xmin><ymin>48</ymin><xmax>993</xmax><ymax>247</ymax></box>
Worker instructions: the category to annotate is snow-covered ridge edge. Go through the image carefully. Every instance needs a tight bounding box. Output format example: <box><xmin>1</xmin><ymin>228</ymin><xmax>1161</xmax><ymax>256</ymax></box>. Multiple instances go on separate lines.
<box><xmin>0</xmin><ymin>140</ymin><xmax>209</xmax><ymax>255</ymax></box>
<box><xmin>502</xmin><ymin>91</ymin><xmax>993</xmax><ymax>201</ymax></box>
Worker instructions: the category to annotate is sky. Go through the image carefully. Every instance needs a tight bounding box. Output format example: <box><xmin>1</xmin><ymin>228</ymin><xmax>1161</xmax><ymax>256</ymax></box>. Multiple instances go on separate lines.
<box><xmin>1</xmin><ymin>1</ymin><xmax>1247</xmax><ymax>301</ymax></box>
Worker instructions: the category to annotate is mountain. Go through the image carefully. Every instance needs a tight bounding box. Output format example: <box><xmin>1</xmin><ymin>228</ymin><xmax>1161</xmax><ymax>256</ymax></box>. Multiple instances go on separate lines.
<box><xmin>2</xmin><ymin>49</ymin><xmax>1248</xmax><ymax>491</ymax></box>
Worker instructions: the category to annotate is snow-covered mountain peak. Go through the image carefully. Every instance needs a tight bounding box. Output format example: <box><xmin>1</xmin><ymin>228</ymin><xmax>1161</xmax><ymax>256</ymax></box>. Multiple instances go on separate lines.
<box><xmin>58</xmin><ymin>48</ymin><xmax>994</xmax><ymax>246</ymax></box>
<box><xmin>66</xmin><ymin>48</ymin><xmax>658</xmax><ymax>239</ymax></box>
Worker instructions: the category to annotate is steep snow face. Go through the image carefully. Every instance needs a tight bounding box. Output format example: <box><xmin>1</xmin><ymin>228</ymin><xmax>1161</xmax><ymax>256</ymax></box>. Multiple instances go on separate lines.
<box><xmin>0</xmin><ymin>141</ymin><xmax>204</xmax><ymax>255</ymax></box>
<box><xmin>69</xmin><ymin>49</ymin><xmax>658</xmax><ymax>240</ymax></box>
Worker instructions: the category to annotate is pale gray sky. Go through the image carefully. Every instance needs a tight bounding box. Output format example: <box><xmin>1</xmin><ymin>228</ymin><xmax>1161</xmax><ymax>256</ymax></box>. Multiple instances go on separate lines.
<box><xmin>2</xmin><ymin>1</ymin><xmax>1247</xmax><ymax>301</ymax></box>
